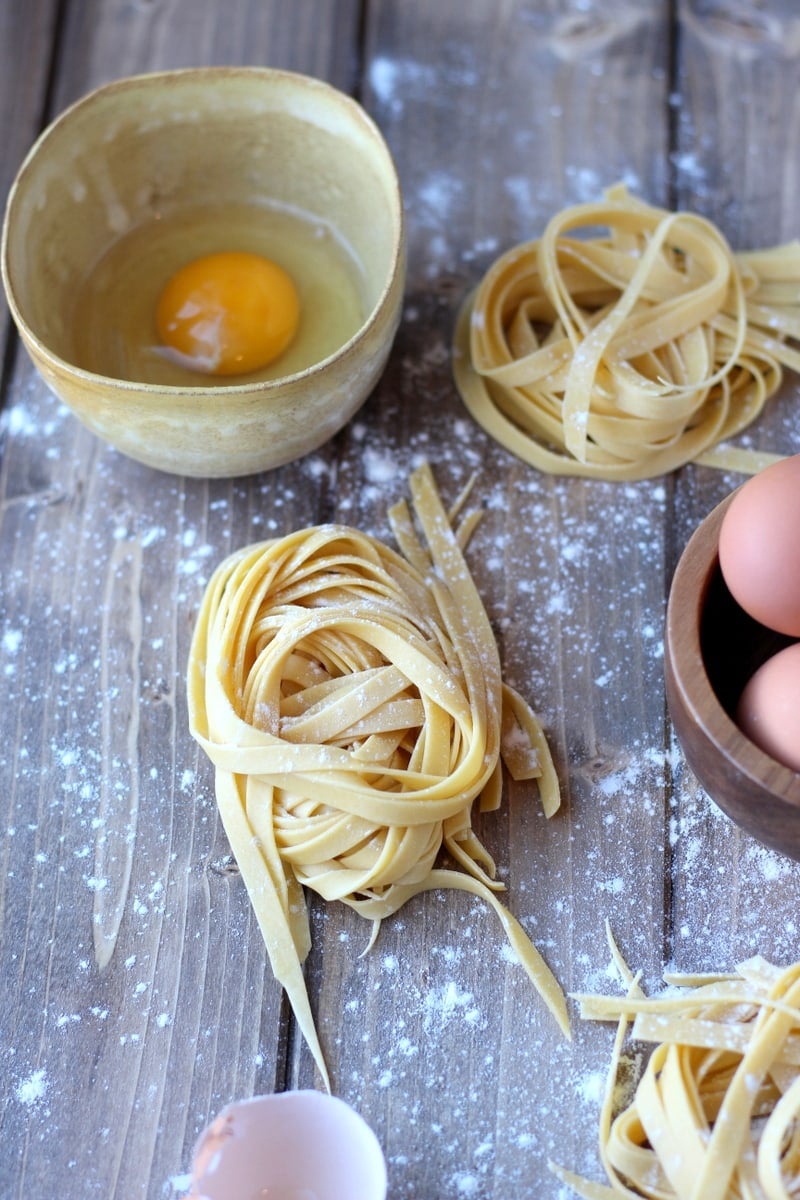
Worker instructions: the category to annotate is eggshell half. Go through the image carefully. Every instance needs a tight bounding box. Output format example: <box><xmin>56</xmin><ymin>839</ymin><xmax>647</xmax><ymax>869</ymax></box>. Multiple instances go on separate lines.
<box><xmin>187</xmin><ymin>1090</ymin><xmax>387</xmax><ymax>1200</ymax></box>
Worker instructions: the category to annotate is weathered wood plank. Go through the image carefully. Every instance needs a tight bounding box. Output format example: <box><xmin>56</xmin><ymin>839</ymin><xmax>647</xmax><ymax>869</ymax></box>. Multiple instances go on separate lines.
<box><xmin>669</xmin><ymin>0</ymin><xmax>800</xmax><ymax>978</ymax></box>
<box><xmin>0</xmin><ymin>2</ymin><xmax>361</xmax><ymax>1198</ymax></box>
<box><xmin>50</xmin><ymin>0</ymin><xmax>362</xmax><ymax>103</ymax></box>
<box><xmin>299</xmin><ymin>3</ymin><xmax>677</xmax><ymax>1196</ymax></box>
<box><xmin>676</xmin><ymin>0</ymin><xmax>800</xmax><ymax>247</ymax></box>
<box><xmin>0</xmin><ymin>0</ymin><xmax>61</xmax><ymax>207</ymax></box>
<box><xmin>0</xmin><ymin>0</ymin><xmax>63</xmax><ymax>357</ymax></box>
<box><xmin>3</xmin><ymin>1</ymin><xmax>800</xmax><ymax>1199</ymax></box>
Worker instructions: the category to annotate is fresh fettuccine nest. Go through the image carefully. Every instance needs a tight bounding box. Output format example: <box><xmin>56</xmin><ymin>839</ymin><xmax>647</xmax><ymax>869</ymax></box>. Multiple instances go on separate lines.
<box><xmin>454</xmin><ymin>184</ymin><xmax>800</xmax><ymax>481</ymax></box>
<box><xmin>188</xmin><ymin>462</ymin><xmax>568</xmax><ymax>1087</ymax></box>
<box><xmin>553</xmin><ymin>935</ymin><xmax>800</xmax><ymax>1199</ymax></box>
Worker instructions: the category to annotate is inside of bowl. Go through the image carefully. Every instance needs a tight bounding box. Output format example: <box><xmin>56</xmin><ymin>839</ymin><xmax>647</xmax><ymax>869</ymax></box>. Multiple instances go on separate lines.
<box><xmin>700</xmin><ymin>564</ymin><xmax>793</xmax><ymax>717</ymax></box>
<box><xmin>5</xmin><ymin>71</ymin><xmax>401</xmax><ymax>373</ymax></box>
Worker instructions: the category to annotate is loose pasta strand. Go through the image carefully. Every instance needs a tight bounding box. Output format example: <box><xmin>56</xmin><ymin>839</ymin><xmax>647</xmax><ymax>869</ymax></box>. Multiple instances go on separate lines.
<box><xmin>552</xmin><ymin>936</ymin><xmax>800</xmax><ymax>1199</ymax></box>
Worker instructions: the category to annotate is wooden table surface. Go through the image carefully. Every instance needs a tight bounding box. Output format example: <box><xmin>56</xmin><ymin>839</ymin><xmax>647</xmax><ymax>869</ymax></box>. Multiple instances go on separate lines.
<box><xmin>2</xmin><ymin>2</ymin><xmax>800</xmax><ymax>1197</ymax></box>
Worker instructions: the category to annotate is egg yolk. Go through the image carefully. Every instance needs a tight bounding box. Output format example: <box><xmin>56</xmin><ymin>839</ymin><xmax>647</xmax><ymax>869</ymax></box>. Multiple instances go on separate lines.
<box><xmin>155</xmin><ymin>251</ymin><xmax>300</xmax><ymax>376</ymax></box>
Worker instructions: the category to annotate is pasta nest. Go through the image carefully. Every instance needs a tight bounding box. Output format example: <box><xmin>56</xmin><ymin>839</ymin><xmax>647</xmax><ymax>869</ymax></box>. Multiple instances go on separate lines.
<box><xmin>188</xmin><ymin>463</ymin><xmax>567</xmax><ymax>1086</ymax></box>
<box><xmin>454</xmin><ymin>184</ymin><xmax>800</xmax><ymax>480</ymax></box>
<box><xmin>555</xmin><ymin>933</ymin><xmax>800</xmax><ymax>1200</ymax></box>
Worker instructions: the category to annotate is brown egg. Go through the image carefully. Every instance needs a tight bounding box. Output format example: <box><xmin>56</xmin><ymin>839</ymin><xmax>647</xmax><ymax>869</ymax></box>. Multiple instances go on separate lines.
<box><xmin>719</xmin><ymin>454</ymin><xmax>800</xmax><ymax>638</ymax></box>
<box><xmin>737</xmin><ymin>642</ymin><xmax>800</xmax><ymax>773</ymax></box>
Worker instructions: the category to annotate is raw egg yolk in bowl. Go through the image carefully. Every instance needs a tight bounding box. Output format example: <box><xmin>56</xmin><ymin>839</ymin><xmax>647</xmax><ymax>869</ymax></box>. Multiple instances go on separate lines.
<box><xmin>156</xmin><ymin>251</ymin><xmax>300</xmax><ymax>377</ymax></box>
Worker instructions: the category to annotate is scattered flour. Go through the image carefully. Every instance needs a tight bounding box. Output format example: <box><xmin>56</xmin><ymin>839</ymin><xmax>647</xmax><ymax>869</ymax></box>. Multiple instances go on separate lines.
<box><xmin>16</xmin><ymin>1068</ymin><xmax>48</xmax><ymax>1106</ymax></box>
<box><xmin>3</xmin><ymin>61</ymin><xmax>800</xmax><ymax>1200</ymax></box>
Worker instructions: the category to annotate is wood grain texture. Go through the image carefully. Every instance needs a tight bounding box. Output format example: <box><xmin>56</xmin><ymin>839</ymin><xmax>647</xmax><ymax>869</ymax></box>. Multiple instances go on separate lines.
<box><xmin>0</xmin><ymin>0</ymin><xmax>62</xmax><ymax>358</ymax></box>
<box><xmin>669</xmin><ymin>0</ymin><xmax>800</xmax><ymax>989</ymax></box>
<box><xmin>303</xmin><ymin>2</ymin><xmax>676</xmax><ymax>1194</ymax></box>
<box><xmin>0</xmin><ymin>2</ymin><xmax>361</xmax><ymax>1197</ymax></box>
<box><xmin>676</xmin><ymin>0</ymin><xmax>800</xmax><ymax>246</ymax></box>
<box><xmin>2</xmin><ymin>0</ymin><xmax>800</xmax><ymax>1198</ymax></box>
<box><xmin>0</xmin><ymin>0</ymin><xmax>61</xmax><ymax>201</ymax></box>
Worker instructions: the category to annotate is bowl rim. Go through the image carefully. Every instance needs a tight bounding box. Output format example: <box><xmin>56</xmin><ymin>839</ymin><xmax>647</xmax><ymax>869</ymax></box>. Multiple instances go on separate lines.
<box><xmin>0</xmin><ymin>65</ymin><xmax>406</xmax><ymax>398</ymax></box>
<box><xmin>666</xmin><ymin>489</ymin><xmax>800</xmax><ymax>799</ymax></box>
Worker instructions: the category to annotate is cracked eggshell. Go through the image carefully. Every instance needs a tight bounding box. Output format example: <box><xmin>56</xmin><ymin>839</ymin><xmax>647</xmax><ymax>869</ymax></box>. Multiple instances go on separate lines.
<box><xmin>187</xmin><ymin>1090</ymin><xmax>388</xmax><ymax>1200</ymax></box>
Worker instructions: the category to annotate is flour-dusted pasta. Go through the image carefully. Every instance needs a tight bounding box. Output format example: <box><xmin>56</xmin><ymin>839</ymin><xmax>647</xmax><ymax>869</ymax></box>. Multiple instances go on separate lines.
<box><xmin>552</xmin><ymin>934</ymin><xmax>800</xmax><ymax>1199</ymax></box>
<box><xmin>188</xmin><ymin>462</ymin><xmax>568</xmax><ymax>1087</ymax></box>
<box><xmin>454</xmin><ymin>185</ymin><xmax>800</xmax><ymax>481</ymax></box>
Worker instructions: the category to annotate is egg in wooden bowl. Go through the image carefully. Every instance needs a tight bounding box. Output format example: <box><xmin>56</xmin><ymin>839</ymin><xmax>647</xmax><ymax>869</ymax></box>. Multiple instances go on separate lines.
<box><xmin>664</xmin><ymin>466</ymin><xmax>800</xmax><ymax>861</ymax></box>
<box><xmin>1</xmin><ymin>67</ymin><xmax>405</xmax><ymax>477</ymax></box>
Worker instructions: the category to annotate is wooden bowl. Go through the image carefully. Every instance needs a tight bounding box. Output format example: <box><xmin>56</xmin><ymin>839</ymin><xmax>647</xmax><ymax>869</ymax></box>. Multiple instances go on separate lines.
<box><xmin>664</xmin><ymin>492</ymin><xmax>800</xmax><ymax>859</ymax></box>
<box><xmin>1</xmin><ymin>68</ymin><xmax>405</xmax><ymax>477</ymax></box>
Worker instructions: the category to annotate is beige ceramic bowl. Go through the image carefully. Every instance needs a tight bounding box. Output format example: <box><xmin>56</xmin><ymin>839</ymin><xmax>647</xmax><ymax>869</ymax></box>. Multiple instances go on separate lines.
<box><xmin>1</xmin><ymin>68</ymin><xmax>405</xmax><ymax>477</ymax></box>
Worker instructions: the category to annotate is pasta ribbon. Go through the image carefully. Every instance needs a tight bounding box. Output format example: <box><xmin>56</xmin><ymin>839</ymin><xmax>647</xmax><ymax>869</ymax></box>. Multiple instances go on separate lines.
<box><xmin>187</xmin><ymin>462</ymin><xmax>568</xmax><ymax>1088</ymax></box>
<box><xmin>552</xmin><ymin>932</ymin><xmax>800</xmax><ymax>1199</ymax></box>
<box><xmin>454</xmin><ymin>184</ymin><xmax>800</xmax><ymax>480</ymax></box>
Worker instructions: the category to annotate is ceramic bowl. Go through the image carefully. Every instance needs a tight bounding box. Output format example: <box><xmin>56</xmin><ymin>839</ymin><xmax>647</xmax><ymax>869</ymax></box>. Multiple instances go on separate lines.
<box><xmin>664</xmin><ymin>492</ymin><xmax>800</xmax><ymax>859</ymax></box>
<box><xmin>1</xmin><ymin>67</ymin><xmax>405</xmax><ymax>477</ymax></box>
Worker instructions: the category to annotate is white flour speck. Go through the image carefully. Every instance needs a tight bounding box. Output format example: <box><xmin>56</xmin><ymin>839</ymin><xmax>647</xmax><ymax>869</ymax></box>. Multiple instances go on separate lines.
<box><xmin>423</xmin><ymin>981</ymin><xmax>484</xmax><ymax>1032</ymax></box>
<box><xmin>2</xmin><ymin>629</ymin><xmax>22</xmax><ymax>654</ymax></box>
<box><xmin>363</xmin><ymin>447</ymin><xmax>398</xmax><ymax>485</ymax></box>
<box><xmin>141</xmin><ymin>526</ymin><xmax>165</xmax><ymax>548</ymax></box>
<box><xmin>368</xmin><ymin>57</ymin><xmax>402</xmax><ymax>107</ymax></box>
<box><xmin>450</xmin><ymin>1171</ymin><xmax>480</xmax><ymax>1197</ymax></box>
<box><xmin>16</xmin><ymin>1068</ymin><xmax>48</xmax><ymax>1106</ymax></box>
<box><xmin>577</xmin><ymin>1069</ymin><xmax>606</xmax><ymax>1105</ymax></box>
